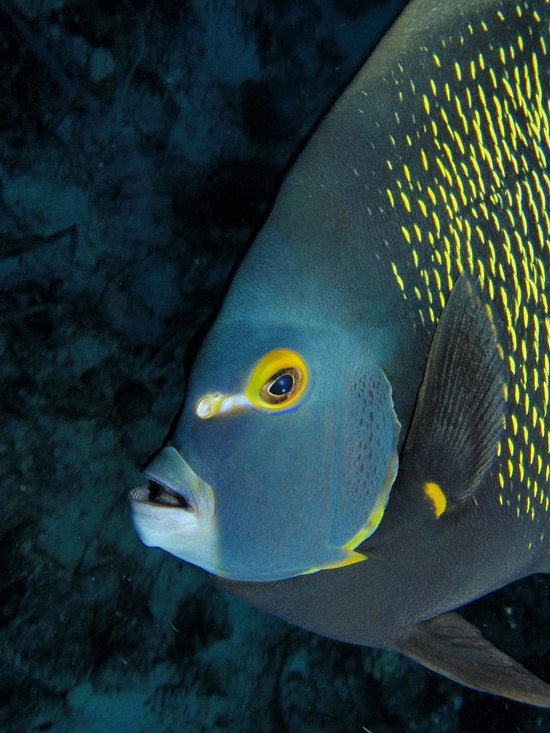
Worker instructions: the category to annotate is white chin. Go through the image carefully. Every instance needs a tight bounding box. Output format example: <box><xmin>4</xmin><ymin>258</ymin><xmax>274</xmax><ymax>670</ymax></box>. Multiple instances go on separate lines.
<box><xmin>129</xmin><ymin>492</ymin><xmax>219</xmax><ymax>574</ymax></box>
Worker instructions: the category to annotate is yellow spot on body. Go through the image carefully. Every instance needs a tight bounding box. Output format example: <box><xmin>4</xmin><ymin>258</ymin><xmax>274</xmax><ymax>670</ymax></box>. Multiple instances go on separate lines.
<box><xmin>401</xmin><ymin>191</ymin><xmax>411</xmax><ymax>212</ymax></box>
<box><xmin>391</xmin><ymin>261</ymin><xmax>405</xmax><ymax>293</ymax></box>
<box><xmin>454</xmin><ymin>61</ymin><xmax>462</xmax><ymax>82</ymax></box>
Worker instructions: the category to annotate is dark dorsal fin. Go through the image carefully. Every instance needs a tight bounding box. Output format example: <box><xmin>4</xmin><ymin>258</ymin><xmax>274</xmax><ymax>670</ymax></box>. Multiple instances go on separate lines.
<box><xmin>394</xmin><ymin>612</ymin><xmax>550</xmax><ymax>707</ymax></box>
<box><xmin>400</xmin><ymin>274</ymin><xmax>505</xmax><ymax>509</ymax></box>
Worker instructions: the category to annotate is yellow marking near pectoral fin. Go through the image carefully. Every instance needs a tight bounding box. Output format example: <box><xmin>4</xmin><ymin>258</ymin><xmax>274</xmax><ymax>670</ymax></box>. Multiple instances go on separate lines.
<box><xmin>423</xmin><ymin>481</ymin><xmax>447</xmax><ymax>517</ymax></box>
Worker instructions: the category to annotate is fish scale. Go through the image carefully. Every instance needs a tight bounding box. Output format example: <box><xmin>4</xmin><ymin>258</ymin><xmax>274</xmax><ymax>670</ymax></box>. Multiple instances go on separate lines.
<box><xmin>383</xmin><ymin>0</ymin><xmax>550</xmax><ymax>534</ymax></box>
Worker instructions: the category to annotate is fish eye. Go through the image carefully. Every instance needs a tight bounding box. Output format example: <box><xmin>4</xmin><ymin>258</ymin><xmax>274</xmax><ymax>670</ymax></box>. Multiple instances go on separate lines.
<box><xmin>261</xmin><ymin>368</ymin><xmax>301</xmax><ymax>404</ymax></box>
<box><xmin>247</xmin><ymin>349</ymin><xmax>308</xmax><ymax>411</ymax></box>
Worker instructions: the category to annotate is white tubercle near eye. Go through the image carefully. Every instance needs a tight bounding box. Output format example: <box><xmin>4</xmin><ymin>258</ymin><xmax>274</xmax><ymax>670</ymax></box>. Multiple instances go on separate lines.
<box><xmin>196</xmin><ymin>392</ymin><xmax>251</xmax><ymax>420</ymax></box>
<box><xmin>196</xmin><ymin>392</ymin><xmax>224</xmax><ymax>419</ymax></box>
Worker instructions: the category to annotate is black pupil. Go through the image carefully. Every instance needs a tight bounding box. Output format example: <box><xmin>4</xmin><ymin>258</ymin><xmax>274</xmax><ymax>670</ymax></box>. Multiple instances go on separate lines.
<box><xmin>269</xmin><ymin>373</ymin><xmax>294</xmax><ymax>396</ymax></box>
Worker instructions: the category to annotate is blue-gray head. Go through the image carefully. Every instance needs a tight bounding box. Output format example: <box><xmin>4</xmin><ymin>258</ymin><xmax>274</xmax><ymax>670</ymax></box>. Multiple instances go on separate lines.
<box><xmin>129</xmin><ymin>222</ymin><xmax>401</xmax><ymax>581</ymax></box>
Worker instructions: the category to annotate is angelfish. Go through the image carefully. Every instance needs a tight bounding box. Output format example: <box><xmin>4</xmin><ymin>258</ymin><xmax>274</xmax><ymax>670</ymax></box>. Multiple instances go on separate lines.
<box><xmin>129</xmin><ymin>0</ymin><xmax>550</xmax><ymax>705</ymax></box>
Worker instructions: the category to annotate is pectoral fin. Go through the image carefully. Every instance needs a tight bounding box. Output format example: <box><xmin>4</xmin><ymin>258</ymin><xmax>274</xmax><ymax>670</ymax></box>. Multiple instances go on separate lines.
<box><xmin>400</xmin><ymin>275</ymin><xmax>505</xmax><ymax>510</ymax></box>
<box><xmin>394</xmin><ymin>612</ymin><xmax>550</xmax><ymax>707</ymax></box>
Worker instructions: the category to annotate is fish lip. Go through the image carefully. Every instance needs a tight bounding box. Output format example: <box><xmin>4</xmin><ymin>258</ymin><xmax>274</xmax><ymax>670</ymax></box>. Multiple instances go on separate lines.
<box><xmin>129</xmin><ymin>446</ymin><xmax>215</xmax><ymax>526</ymax></box>
<box><xmin>128</xmin><ymin>481</ymin><xmax>195</xmax><ymax>511</ymax></box>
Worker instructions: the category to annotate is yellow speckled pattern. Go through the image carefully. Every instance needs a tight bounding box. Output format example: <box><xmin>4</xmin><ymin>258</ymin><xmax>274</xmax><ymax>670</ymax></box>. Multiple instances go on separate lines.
<box><xmin>383</xmin><ymin>1</ymin><xmax>549</xmax><ymax>531</ymax></box>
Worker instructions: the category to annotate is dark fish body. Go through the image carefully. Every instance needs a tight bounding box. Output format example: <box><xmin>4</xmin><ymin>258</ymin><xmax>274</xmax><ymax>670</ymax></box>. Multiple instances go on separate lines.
<box><xmin>130</xmin><ymin>0</ymin><xmax>550</xmax><ymax>705</ymax></box>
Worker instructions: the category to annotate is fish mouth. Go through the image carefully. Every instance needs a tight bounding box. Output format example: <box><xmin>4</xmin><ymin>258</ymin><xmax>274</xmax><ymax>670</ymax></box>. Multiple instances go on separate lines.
<box><xmin>128</xmin><ymin>446</ymin><xmax>215</xmax><ymax>527</ymax></box>
<box><xmin>129</xmin><ymin>481</ymin><xmax>194</xmax><ymax>511</ymax></box>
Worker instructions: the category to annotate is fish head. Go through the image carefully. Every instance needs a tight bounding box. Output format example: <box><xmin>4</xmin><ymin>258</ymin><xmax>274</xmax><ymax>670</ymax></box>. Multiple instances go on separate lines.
<box><xmin>129</xmin><ymin>318</ymin><xmax>400</xmax><ymax>581</ymax></box>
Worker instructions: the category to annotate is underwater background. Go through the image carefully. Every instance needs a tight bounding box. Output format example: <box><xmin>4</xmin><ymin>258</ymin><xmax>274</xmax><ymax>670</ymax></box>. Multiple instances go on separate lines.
<box><xmin>1</xmin><ymin>0</ymin><xmax>549</xmax><ymax>731</ymax></box>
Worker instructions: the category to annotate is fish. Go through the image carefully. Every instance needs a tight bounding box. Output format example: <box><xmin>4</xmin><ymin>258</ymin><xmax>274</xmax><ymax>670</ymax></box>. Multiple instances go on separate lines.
<box><xmin>128</xmin><ymin>0</ymin><xmax>550</xmax><ymax>706</ymax></box>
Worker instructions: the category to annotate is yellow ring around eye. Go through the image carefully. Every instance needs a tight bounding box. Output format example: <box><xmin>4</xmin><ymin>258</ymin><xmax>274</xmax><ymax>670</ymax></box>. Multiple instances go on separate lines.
<box><xmin>245</xmin><ymin>348</ymin><xmax>308</xmax><ymax>411</ymax></box>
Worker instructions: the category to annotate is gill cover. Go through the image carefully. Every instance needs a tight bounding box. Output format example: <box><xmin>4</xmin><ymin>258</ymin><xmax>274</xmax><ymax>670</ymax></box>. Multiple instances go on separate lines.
<box><xmin>165</xmin><ymin>323</ymin><xmax>400</xmax><ymax>582</ymax></box>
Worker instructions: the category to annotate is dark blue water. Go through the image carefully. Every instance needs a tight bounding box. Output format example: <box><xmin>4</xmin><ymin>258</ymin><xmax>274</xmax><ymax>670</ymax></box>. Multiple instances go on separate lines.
<box><xmin>1</xmin><ymin>1</ymin><xmax>549</xmax><ymax>731</ymax></box>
